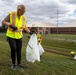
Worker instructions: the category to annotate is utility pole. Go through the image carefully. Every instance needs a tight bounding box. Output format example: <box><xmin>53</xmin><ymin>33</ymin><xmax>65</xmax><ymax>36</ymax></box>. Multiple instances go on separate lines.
<box><xmin>57</xmin><ymin>5</ymin><xmax>59</xmax><ymax>34</ymax></box>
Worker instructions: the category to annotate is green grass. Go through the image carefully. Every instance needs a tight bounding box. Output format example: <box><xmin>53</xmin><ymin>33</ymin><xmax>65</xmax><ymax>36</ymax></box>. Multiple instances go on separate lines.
<box><xmin>42</xmin><ymin>34</ymin><xmax>76</xmax><ymax>53</ymax></box>
<box><xmin>0</xmin><ymin>33</ymin><xmax>76</xmax><ymax>75</ymax></box>
<box><xmin>43</xmin><ymin>34</ymin><xmax>76</xmax><ymax>40</ymax></box>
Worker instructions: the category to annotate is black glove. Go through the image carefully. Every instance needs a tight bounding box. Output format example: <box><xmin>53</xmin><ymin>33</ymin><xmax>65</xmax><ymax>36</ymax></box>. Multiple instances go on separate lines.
<box><xmin>29</xmin><ymin>30</ymin><xmax>36</xmax><ymax>35</ymax></box>
<box><xmin>29</xmin><ymin>32</ymin><xmax>33</xmax><ymax>35</ymax></box>
<box><xmin>9</xmin><ymin>25</ymin><xmax>17</xmax><ymax>31</ymax></box>
<box><xmin>28</xmin><ymin>36</ymin><xmax>30</xmax><ymax>38</ymax></box>
<box><xmin>38</xmin><ymin>39</ymin><xmax>40</xmax><ymax>42</ymax></box>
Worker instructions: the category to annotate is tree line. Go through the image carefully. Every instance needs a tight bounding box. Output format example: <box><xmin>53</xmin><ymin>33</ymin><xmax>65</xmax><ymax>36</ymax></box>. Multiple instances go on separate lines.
<box><xmin>0</xmin><ymin>25</ymin><xmax>7</xmax><ymax>32</ymax></box>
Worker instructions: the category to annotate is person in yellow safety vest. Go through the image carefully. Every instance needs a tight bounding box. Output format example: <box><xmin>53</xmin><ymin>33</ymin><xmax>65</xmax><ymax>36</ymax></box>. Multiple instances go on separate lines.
<box><xmin>36</xmin><ymin>31</ymin><xmax>43</xmax><ymax>58</ymax></box>
<box><xmin>30</xmin><ymin>28</ymin><xmax>42</xmax><ymax>44</ymax></box>
<box><xmin>36</xmin><ymin>33</ymin><xmax>42</xmax><ymax>44</ymax></box>
<box><xmin>70</xmin><ymin>51</ymin><xmax>76</xmax><ymax>57</ymax></box>
<box><xmin>2</xmin><ymin>4</ymin><xmax>32</xmax><ymax>70</ymax></box>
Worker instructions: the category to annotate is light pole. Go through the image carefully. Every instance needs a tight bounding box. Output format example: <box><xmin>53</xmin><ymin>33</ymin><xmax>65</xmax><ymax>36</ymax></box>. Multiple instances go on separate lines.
<box><xmin>57</xmin><ymin>5</ymin><xmax>59</xmax><ymax>34</ymax></box>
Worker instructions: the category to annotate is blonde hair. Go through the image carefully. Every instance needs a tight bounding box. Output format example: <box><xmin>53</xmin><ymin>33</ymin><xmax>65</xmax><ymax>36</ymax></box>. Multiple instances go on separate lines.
<box><xmin>17</xmin><ymin>4</ymin><xmax>26</xmax><ymax>12</ymax></box>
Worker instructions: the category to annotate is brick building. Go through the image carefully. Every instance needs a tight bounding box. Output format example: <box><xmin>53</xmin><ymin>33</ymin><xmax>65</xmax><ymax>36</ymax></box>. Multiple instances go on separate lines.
<box><xmin>27</xmin><ymin>21</ymin><xmax>76</xmax><ymax>34</ymax></box>
<box><xmin>51</xmin><ymin>21</ymin><xmax>76</xmax><ymax>34</ymax></box>
<box><xmin>27</xmin><ymin>21</ymin><xmax>56</xmax><ymax>34</ymax></box>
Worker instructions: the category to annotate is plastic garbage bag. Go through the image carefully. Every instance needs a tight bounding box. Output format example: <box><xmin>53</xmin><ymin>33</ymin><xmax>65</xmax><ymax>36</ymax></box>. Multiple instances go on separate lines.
<box><xmin>73</xmin><ymin>55</ymin><xmax>76</xmax><ymax>60</ymax></box>
<box><xmin>38</xmin><ymin>43</ymin><xmax>45</xmax><ymax>56</ymax></box>
<box><xmin>26</xmin><ymin>34</ymin><xmax>40</xmax><ymax>63</ymax></box>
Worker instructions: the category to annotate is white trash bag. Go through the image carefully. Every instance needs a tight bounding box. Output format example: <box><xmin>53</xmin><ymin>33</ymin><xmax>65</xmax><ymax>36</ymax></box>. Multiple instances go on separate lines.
<box><xmin>26</xmin><ymin>34</ymin><xmax>40</xmax><ymax>63</ymax></box>
<box><xmin>38</xmin><ymin>43</ymin><xmax>45</xmax><ymax>56</ymax></box>
<box><xmin>73</xmin><ymin>55</ymin><xmax>76</xmax><ymax>60</ymax></box>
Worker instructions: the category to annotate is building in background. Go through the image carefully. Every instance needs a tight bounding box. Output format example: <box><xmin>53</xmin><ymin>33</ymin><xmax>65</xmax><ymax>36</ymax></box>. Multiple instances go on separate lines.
<box><xmin>27</xmin><ymin>21</ymin><xmax>56</xmax><ymax>34</ymax></box>
<box><xmin>27</xmin><ymin>21</ymin><xmax>76</xmax><ymax>34</ymax></box>
<box><xmin>51</xmin><ymin>21</ymin><xmax>76</xmax><ymax>34</ymax></box>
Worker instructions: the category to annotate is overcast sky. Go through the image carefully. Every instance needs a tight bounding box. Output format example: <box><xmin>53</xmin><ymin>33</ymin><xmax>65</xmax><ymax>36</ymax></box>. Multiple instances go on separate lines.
<box><xmin>0</xmin><ymin>0</ymin><xmax>76</xmax><ymax>26</ymax></box>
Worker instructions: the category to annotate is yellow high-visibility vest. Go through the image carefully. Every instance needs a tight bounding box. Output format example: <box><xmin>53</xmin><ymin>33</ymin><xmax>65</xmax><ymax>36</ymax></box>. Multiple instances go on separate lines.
<box><xmin>6</xmin><ymin>11</ymin><xmax>27</xmax><ymax>39</ymax></box>
<box><xmin>36</xmin><ymin>34</ymin><xmax>42</xmax><ymax>44</ymax></box>
<box><xmin>70</xmin><ymin>51</ymin><xmax>75</xmax><ymax>55</ymax></box>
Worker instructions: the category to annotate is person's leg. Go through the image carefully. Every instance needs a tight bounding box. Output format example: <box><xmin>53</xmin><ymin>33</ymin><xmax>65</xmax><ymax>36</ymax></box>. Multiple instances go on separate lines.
<box><xmin>8</xmin><ymin>37</ymin><xmax>16</xmax><ymax>64</ymax></box>
<box><xmin>16</xmin><ymin>38</ymin><xmax>22</xmax><ymax>65</ymax></box>
<box><xmin>16</xmin><ymin>38</ymin><xmax>24</xmax><ymax>70</ymax></box>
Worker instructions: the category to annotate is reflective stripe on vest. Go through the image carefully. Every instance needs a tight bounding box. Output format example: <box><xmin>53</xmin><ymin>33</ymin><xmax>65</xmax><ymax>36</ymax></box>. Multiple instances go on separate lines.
<box><xmin>9</xmin><ymin>12</ymin><xmax>25</xmax><ymax>32</ymax></box>
<box><xmin>12</xmin><ymin>12</ymin><xmax>16</xmax><ymax>26</ymax></box>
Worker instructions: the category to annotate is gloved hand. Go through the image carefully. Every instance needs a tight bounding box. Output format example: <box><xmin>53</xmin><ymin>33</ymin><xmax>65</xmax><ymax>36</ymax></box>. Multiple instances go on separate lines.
<box><xmin>28</xmin><ymin>36</ymin><xmax>30</xmax><ymax>38</ymax></box>
<box><xmin>29</xmin><ymin>30</ymin><xmax>36</xmax><ymax>35</ymax></box>
<box><xmin>9</xmin><ymin>25</ymin><xmax>17</xmax><ymax>31</ymax></box>
<box><xmin>29</xmin><ymin>32</ymin><xmax>33</xmax><ymax>35</ymax></box>
<box><xmin>38</xmin><ymin>39</ymin><xmax>40</xmax><ymax>42</ymax></box>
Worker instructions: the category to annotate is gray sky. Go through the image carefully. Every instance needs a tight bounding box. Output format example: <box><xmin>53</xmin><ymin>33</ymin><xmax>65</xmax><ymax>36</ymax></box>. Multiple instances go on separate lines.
<box><xmin>0</xmin><ymin>0</ymin><xmax>76</xmax><ymax>26</ymax></box>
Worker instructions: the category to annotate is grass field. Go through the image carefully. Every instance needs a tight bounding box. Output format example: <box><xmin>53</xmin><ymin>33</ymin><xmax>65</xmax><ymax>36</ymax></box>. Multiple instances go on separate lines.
<box><xmin>0</xmin><ymin>33</ymin><xmax>76</xmax><ymax>75</ymax></box>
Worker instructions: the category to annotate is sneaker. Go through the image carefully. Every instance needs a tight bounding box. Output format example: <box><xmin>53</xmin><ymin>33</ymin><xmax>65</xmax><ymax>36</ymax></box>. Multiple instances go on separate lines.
<box><xmin>17</xmin><ymin>65</ymin><xmax>24</xmax><ymax>71</ymax></box>
<box><xmin>11</xmin><ymin>64</ymin><xmax>17</xmax><ymax>70</ymax></box>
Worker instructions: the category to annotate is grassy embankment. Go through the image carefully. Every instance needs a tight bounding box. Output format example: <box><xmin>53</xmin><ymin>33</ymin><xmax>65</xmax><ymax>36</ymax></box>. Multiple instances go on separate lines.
<box><xmin>0</xmin><ymin>33</ymin><xmax>76</xmax><ymax>75</ymax></box>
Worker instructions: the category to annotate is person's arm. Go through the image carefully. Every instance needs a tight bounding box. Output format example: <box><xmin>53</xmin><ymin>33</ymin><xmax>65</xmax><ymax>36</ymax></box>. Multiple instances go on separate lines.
<box><xmin>24</xmin><ymin>27</ymin><xmax>30</xmax><ymax>33</ymax></box>
<box><xmin>2</xmin><ymin>14</ymin><xmax>11</xmax><ymax>26</ymax></box>
<box><xmin>2</xmin><ymin>14</ymin><xmax>17</xmax><ymax>31</ymax></box>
